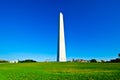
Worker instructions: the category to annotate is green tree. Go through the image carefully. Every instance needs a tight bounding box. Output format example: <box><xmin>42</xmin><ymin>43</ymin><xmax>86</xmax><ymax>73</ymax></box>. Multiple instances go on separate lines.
<box><xmin>0</xmin><ymin>60</ymin><xmax>8</xmax><ymax>63</ymax></box>
<box><xmin>90</xmin><ymin>59</ymin><xmax>97</xmax><ymax>63</ymax></box>
<box><xmin>119</xmin><ymin>53</ymin><xmax>120</xmax><ymax>58</ymax></box>
<box><xmin>19</xmin><ymin>59</ymin><xmax>37</xmax><ymax>63</ymax></box>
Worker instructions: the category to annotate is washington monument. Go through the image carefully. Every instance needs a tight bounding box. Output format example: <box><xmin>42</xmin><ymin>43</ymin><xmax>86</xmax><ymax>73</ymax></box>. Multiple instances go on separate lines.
<box><xmin>57</xmin><ymin>12</ymin><xmax>67</xmax><ymax>62</ymax></box>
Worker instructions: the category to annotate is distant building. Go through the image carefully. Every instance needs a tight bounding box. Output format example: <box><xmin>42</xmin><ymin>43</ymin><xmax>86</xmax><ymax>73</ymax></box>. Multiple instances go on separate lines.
<box><xmin>9</xmin><ymin>60</ymin><xmax>19</xmax><ymax>63</ymax></box>
<box><xmin>96</xmin><ymin>60</ymin><xmax>102</xmax><ymax>63</ymax></box>
<box><xmin>72</xmin><ymin>59</ymin><xmax>88</xmax><ymax>62</ymax></box>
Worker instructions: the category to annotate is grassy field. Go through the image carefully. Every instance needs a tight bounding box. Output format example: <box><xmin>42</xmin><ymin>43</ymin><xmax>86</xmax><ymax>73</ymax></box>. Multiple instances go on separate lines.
<box><xmin>0</xmin><ymin>62</ymin><xmax>120</xmax><ymax>80</ymax></box>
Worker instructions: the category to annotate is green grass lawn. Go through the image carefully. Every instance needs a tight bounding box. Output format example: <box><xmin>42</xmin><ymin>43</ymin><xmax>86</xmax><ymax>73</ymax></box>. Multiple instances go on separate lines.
<box><xmin>0</xmin><ymin>62</ymin><xmax>120</xmax><ymax>80</ymax></box>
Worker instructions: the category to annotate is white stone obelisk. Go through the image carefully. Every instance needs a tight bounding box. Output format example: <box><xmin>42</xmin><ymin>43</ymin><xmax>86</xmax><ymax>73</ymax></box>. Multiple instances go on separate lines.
<box><xmin>57</xmin><ymin>12</ymin><xmax>66</xmax><ymax>62</ymax></box>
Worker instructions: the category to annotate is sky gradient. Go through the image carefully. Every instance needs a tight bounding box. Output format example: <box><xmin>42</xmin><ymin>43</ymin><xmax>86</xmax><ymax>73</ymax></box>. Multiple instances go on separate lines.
<box><xmin>0</xmin><ymin>0</ymin><xmax>120</xmax><ymax>61</ymax></box>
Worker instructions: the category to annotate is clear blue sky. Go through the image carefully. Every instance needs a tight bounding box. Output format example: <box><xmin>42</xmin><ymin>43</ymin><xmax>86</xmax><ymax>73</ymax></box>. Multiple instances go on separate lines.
<box><xmin>0</xmin><ymin>0</ymin><xmax>120</xmax><ymax>61</ymax></box>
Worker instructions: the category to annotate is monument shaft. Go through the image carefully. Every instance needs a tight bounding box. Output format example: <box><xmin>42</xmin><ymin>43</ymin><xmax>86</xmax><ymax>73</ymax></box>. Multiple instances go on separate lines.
<box><xmin>57</xmin><ymin>12</ymin><xmax>66</xmax><ymax>62</ymax></box>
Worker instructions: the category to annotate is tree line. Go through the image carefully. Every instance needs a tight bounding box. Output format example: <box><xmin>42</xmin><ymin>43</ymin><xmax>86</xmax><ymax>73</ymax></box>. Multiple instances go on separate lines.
<box><xmin>0</xmin><ymin>53</ymin><xmax>120</xmax><ymax>63</ymax></box>
<box><xmin>72</xmin><ymin>53</ymin><xmax>120</xmax><ymax>63</ymax></box>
